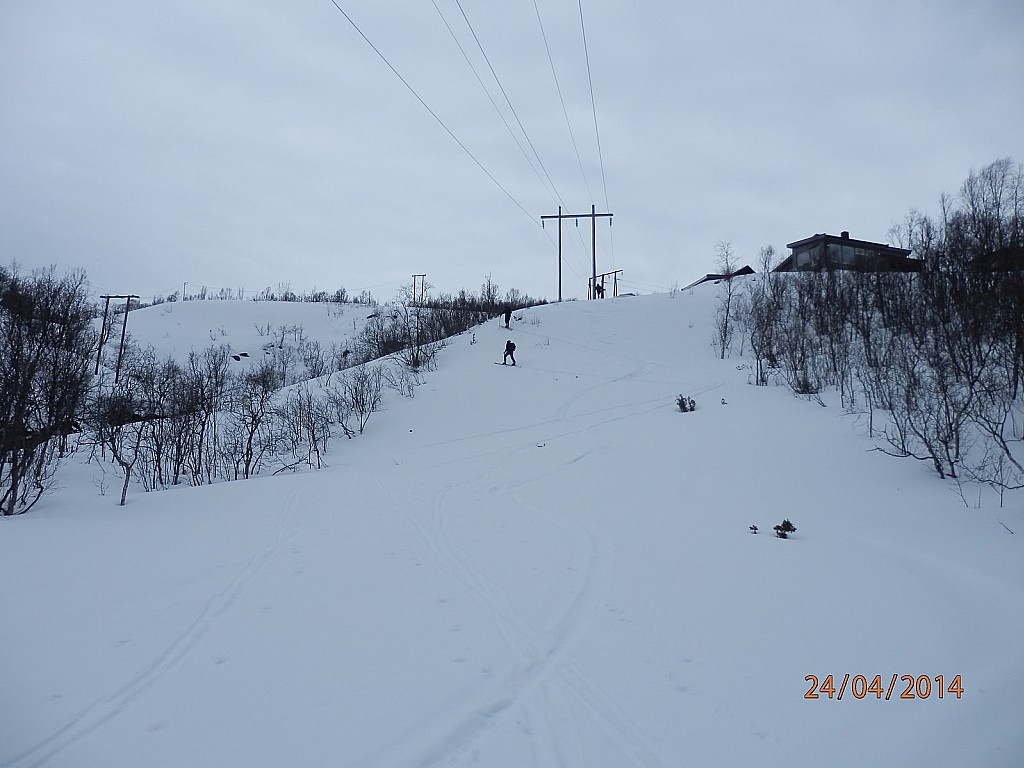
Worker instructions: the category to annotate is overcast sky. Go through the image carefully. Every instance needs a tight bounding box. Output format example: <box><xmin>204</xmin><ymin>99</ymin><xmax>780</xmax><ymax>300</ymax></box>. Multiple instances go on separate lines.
<box><xmin>2</xmin><ymin>1</ymin><xmax>1022</xmax><ymax>302</ymax></box>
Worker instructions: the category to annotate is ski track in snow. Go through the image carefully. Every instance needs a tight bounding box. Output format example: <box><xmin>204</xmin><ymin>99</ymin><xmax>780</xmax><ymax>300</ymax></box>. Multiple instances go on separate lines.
<box><xmin>397</xmin><ymin>343</ymin><xmax>727</xmax><ymax>476</ymax></box>
<box><xmin>1</xmin><ymin>486</ymin><xmax>306</xmax><ymax>768</ymax></box>
<box><xmin>7</xmin><ymin>295</ymin><xmax>1021</xmax><ymax>766</ymax></box>
<box><xmin>551</xmin><ymin>360</ymin><xmax>655</xmax><ymax>421</ymax></box>
<box><xmin>375</xmin><ymin>362</ymin><xmax>675</xmax><ymax>767</ymax></box>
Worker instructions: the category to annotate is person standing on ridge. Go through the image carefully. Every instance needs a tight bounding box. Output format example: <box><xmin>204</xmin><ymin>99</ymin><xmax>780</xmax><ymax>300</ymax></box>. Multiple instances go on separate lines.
<box><xmin>503</xmin><ymin>339</ymin><xmax>516</xmax><ymax>366</ymax></box>
<box><xmin>503</xmin><ymin>307</ymin><xmax>512</xmax><ymax>328</ymax></box>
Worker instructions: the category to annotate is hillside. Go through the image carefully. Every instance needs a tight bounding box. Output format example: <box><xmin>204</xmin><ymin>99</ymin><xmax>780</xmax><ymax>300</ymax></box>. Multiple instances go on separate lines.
<box><xmin>103</xmin><ymin>298</ymin><xmax>375</xmax><ymax>373</ymax></box>
<box><xmin>2</xmin><ymin>289</ymin><xmax>1022</xmax><ymax>767</ymax></box>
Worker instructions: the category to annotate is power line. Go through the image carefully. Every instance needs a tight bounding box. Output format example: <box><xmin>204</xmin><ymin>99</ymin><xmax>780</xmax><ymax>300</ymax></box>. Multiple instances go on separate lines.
<box><xmin>325</xmin><ymin>0</ymin><xmax>536</xmax><ymax>224</ymax></box>
<box><xmin>532</xmin><ymin>0</ymin><xmax>593</xmax><ymax>204</ymax></box>
<box><xmin>430</xmin><ymin>0</ymin><xmax>557</xmax><ymax>206</ymax></box>
<box><xmin>450</xmin><ymin>0</ymin><xmax>568</xmax><ymax>213</ymax></box>
<box><xmin>578</xmin><ymin>0</ymin><xmax>609</xmax><ymax>213</ymax></box>
<box><xmin>324</xmin><ymin>0</ymin><xmax>607</xmax><ymax>283</ymax></box>
<box><xmin>439</xmin><ymin>0</ymin><xmax>594</xmax><ymax>273</ymax></box>
<box><xmin>578</xmin><ymin>0</ymin><xmax>614</xmax><ymax>267</ymax></box>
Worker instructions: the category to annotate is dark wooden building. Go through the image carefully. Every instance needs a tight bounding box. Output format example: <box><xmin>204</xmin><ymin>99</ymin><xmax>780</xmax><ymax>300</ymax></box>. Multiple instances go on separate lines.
<box><xmin>774</xmin><ymin>231</ymin><xmax>921</xmax><ymax>273</ymax></box>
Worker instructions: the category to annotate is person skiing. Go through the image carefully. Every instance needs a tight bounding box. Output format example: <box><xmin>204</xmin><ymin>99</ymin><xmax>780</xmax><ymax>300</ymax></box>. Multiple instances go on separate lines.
<box><xmin>503</xmin><ymin>307</ymin><xmax>512</xmax><ymax>328</ymax></box>
<box><xmin>503</xmin><ymin>339</ymin><xmax>516</xmax><ymax>366</ymax></box>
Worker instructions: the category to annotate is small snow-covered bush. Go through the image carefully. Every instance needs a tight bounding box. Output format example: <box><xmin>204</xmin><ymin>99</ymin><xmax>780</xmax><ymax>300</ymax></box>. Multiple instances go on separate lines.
<box><xmin>774</xmin><ymin>519</ymin><xmax>797</xmax><ymax>539</ymax></box>
<box><xmin>676</xmin><ymin>395</ymin><xmax>696</xmax><ymax>413</ymax></box>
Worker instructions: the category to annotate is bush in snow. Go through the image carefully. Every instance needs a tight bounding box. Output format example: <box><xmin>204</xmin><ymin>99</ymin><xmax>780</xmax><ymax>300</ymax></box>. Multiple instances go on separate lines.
<box><xmin>676</xmin><ymin>395</ymin><xmax>696</xmax><ymax>413</ymax></box>
<box><xmin>774</xmin><ymin>519</ymin><xmax>797</xmax><ymax>539</ymax></box>
<box><xmin>344</xmin><ymin>364</ymin><xmax>385</xmax><ymax>434</ymax></box>
<box><xmin>1</xmin><ymin>265</ymin><xmax>95</xmax><ymax>514</ymax></box>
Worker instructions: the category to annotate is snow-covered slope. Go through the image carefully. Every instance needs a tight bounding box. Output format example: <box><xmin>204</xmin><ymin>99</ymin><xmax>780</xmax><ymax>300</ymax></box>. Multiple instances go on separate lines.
<box><xmin>102</xmin><ymin>298</ymin><xmax>374</xmax><ymax>372</ymax></box>
<box><xmin>2</xmin><ymin>290</ymin><xmax>1022</xmax><ymax>767</ymax></box>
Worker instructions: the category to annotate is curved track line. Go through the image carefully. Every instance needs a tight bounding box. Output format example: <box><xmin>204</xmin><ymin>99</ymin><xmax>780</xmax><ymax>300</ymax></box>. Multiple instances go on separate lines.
<box><xmin>3</xmin><ymin>486</ymin><xmax>305</xmax><ymax>768</ymax></box>
<box><xmin>380</xmin><ymin>455</ymin><xmax>671</xmax><ymax>767</ymax></box>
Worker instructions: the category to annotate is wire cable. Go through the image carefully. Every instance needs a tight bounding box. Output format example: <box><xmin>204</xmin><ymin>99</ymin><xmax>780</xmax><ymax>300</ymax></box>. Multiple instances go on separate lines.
<box><xmin>532</xmin><ymin>0</ymin><xmax>593</xmax><ymax>204</ymax></box>
<box><xmin>451</xmin><ymin>0</ymin><xmax>569</xmax><ymax>214</ymax></box>
<box><xmin>427</xmin><ymin>1</ymin><xmax>590</xmax><ymax>277</ymax></box>
<box><xmin>578</xmin><ymin>0</ymin><xmax>609</xmax><ymax>213</ymax></box>
<box><xmin>325</xmin><ymin>0</ymin><xmax>537</xmax><ymax>224</ymax></box>
<box><xmin>444</xmin><ymin>0</ymin><xmax>594</xmax><ymax>271</ymax></box>
<box><xmin>577</xmin><ymin>0</ymin><xmax>614</xmax><ymax>266</ymax></box>
<box><xmin>430</xmin><ymin>0</ymin><xmax>558</xmax><ymax>206</ymax></box>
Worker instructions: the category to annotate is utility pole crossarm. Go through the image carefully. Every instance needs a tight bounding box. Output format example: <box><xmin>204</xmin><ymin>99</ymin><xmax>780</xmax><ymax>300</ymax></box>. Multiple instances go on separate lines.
<box><xmin>540</xmin><ymin>212</ymin><xmax>613</xmax><ymax>221</ymax></box>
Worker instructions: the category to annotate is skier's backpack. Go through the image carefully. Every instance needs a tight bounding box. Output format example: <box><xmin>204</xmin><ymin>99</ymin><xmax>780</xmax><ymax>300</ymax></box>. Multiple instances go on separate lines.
<box><xmin>509</xmin><ymin>342</ymin><xmax>516</xmax><ymax>352</ymax></box>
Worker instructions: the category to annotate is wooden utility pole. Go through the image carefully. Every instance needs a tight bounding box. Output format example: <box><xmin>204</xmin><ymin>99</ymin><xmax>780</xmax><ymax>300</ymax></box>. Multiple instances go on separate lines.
<box><xmin>411</xmin><ymin>274</ymin><xmax>427</xmax><ymax>306</ymax></box>
<box><xmin>411</xmin><ymin>274</ymin><xmax>426</xmax><ymax>347</ymax></box>
<box><xmin>96</xmin><ymin>294</ymin><xmax>140</xmax><ymax>382</ymax></box>
<box><xmin>541</xmin><ymin>205</ymin><xmax>613</xmax><ymax>300</ymax></box>
<box><xmin>95</xmin><ymin>297</ymin><xmax>112</xmax><ymax>375</ymax></box>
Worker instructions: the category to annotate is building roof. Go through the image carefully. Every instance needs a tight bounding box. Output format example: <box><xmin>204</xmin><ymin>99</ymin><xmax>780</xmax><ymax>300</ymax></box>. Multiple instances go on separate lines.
<box><xmin>785</xmin><ymin>232</ymin><xmax>911</xmax><ymax>257</ymax></box>
<box><xmin>683</xmin><ymin>265</ymin><xmax>755</xmax><ymax>290</ymax></box>
<box><xmin>774</xmin><ymin>232</ymin><xmax>921</xmax><ymax>273</ymax></box>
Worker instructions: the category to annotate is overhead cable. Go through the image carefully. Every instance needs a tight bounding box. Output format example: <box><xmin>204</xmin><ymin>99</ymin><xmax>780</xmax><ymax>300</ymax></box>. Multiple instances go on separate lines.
<box><xmin>442</xmin><ymin>0</ymin><xmax>593</xmax><ymax>270</ymax></box>
<box><xmin>451</xmin><ymin>0</ymin><xmax>567</xmax><ymax>212</ymax></box>
<box><xmin>578</xmin><ymin>0</ymin><xmax>614</xmax><ymax>266</ymax></box>
<box><xmin>578</xmin><ymin>0</ymin><xmax>609</xmax><ymax>212</ymax></box>
<box><xmin>532</xmin><ymin>0</ymin><xmax>593</xmax><ymax>204</ymax></box>
<box><xmin>430</xmin><ymin>0</ymin><xmax>558</xmax><ymax>206</ymax></box>
<box><xmin>325</xmin><ymin>0</ymin><xmax>536</xmax><ymax>224</ymax></box>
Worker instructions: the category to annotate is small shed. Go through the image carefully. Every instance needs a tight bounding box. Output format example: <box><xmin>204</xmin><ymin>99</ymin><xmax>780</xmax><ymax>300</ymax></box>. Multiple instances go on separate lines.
<box><xmin>774</xmin><ymin>232</ymin><xmax>921</xmax><ymax>273</ymax></box>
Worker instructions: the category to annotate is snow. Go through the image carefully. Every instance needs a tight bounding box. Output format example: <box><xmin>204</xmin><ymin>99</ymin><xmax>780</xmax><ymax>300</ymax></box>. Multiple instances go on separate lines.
<box><xmin>2</xmin><ymin>289</ymin><xmax>1022</xmax><ymax>767</ymax></box>
<box><xmin>109</xmin><ymin>298</ymin><xmax>372</xmax><ymax>372</ymax></box>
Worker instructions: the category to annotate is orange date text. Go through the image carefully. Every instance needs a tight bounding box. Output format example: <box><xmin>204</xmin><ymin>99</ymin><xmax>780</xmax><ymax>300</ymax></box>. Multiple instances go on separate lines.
<box><xmin>804</xmin><ymin>674</ymin><xmax>963</xmax><ymax>701</ymax></box>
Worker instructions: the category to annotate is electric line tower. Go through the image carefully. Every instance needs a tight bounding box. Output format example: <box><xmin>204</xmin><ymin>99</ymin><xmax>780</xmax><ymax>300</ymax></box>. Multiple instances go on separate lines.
<box><xmin>541</xmin><ymin>205</ymin><xmax>612</xmax><ymax>300</ymax></box>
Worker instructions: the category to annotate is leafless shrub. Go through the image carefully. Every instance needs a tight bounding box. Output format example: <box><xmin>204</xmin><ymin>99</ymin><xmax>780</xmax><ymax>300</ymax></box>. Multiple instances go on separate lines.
<box><xmin>344</xmin><ymin>365</ymin><xmax>385</xmax><ymax>434</ymax></box>
<box><xmin>1</xmin><ymin>265</ymin><xmax>96</xmax><ymax>514</ymax></box>
<box><xmin>299</xmin><ymin>338</ymin><xmax>328</xmax><ymax>381</ymax></box>
<box><xmin>277</xmin><ymin>384</ymin><xmax>333</xmax><ymax>470</ymax></box>
<box><xmin>743</xmin><ymin>159</ymin><xmax>1024</xmax><ymax>488</ymax></box>
<box><xmin>385</xmin><ymin>365</ymin><xmax>423</xmax><ymax>398</ymax></box>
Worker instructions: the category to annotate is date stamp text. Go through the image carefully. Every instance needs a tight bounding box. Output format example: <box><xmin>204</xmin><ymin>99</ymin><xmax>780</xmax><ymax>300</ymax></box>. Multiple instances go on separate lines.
<box><xmin>804</xmin><ymin>674</ymin><xmax>963</xmax><ymax>701</ymax></box>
